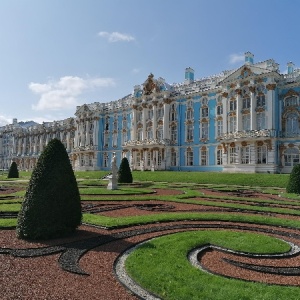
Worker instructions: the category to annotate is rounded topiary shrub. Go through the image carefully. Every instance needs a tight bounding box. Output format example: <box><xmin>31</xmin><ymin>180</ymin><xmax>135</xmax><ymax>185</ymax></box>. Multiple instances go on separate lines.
<box><xmin>17</xmin><ymin>139</ymin><xmax>82</xmax><ymax>240</ymax></box>
<box><xmin>7</xmin><ymin>161</ymin><xmax>19</xmax><ymax>178</ymax></box>
<box><xmin>286</xmin><ymin>164</ymin><xmax>300</xmax><ymax>194</ymax></box>
<box><xmin>118</xmin><ymin>157</ymin><xmax>133</xmax><ymax>183</ymax></box>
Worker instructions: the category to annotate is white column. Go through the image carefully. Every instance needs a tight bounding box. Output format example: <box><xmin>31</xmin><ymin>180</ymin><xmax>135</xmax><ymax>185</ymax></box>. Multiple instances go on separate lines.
<box><xmin>250</xmin><ymin>88</ymin><xmax>256</xmax><ymax>130</ymax></box>
<box><xmin>86</xmin><ymin>119</ymin><xmax>90</xmax><ymax>146</ymax></box>
<box><xmin>93</xmin><ymin>118</ymin><xmax>99</xmax><ymax>148</ymax></box>
<box><xmin>18</xmin><ymin>137</ymin><xmax>22</xmax><ymax>155</ymax></box>
<box><xmin>142</xmin><ymin>107</ymin><xmax>147</xmax><ymax>140</ymax></box>
<box><xmin>163</xmin><ymin>99</ymin><xmax>171</xmax><ymax>140</ymax></box>
<box><xmin>152</xmin><ymin>101</ymin><xmax>157</xmax><ymax>139</ymax></box>
<box><xmin>236</xmin><ymin>90</ymin><xmax>242</xmax><ymax>132</ymax></box>
<box><xmin>266</xmin><ymin>82</ymin><xmax>276</xmax><ymax>129</ymax></box>
<box><xmin>131</xmin><ymin>106</ymin><xmax>137</xmax><ymax>140</ymax></box>
<box><xmin>222</xmin><ymin>93</ymin><xmax>228</xmax><ymax>133</ymax></box>
<box><xmin>67</xmin><ymin>131</ymin><xmax>70</xmax><ymax>151</ymax></box>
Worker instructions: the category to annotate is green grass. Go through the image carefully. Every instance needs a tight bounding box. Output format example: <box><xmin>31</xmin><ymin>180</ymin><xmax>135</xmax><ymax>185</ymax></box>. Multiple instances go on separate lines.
<box><xmin>79</xmin><ymin>186</ymin><xmax>153</xmax><ymax>195</ymax></box>
<box><xmin>125</xmin><ymin>231</ymin><xmax>297</xmax><ymax>300</ymax></box>
<box><xmin>0</xmin><ymin>203</ymin><xmax>21</xmax><ymax>212</ymax></box>
<box><xmin>0</xmin><ymin>218</ymin><xmax>17</xmax><ymax>227</ymax></box>
<box><xmin>82</xmin><ymin>211</ymin><xmax>300</xmax><ymax>229</ymax></box>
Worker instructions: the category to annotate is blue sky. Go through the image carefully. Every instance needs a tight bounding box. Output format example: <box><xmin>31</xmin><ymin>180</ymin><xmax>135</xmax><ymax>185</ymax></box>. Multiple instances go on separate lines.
<box><xmin>0</xmin><ymin>0</ymin><xmax>299</xmax><ymax>126</ymax></box>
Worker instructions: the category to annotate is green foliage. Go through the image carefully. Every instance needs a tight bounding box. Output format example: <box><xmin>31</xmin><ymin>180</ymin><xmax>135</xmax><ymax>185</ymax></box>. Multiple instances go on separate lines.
<box><xmin>16</xmin><ymin>139</ymin><xmax>82</xmax><ymax>240</ymax></box>
<box><xmin>286</xmin><ymin>164</ymin><xmax>300</xmax><ymax>194</ymax></box>
<box><xmin>118</xmin><ymin>157</ymin><xmax>133</xmax><ymax>183</ymax></box>
<box><xmin>7</xmin><ymin>162</ymin><xmax>19</xmax><ymax>178</ymax></box>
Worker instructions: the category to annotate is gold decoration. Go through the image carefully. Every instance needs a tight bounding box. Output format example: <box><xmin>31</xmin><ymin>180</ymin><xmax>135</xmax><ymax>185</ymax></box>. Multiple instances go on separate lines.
<box><xmin>222</xmin><ymin>92</ymin><xmax>228</xmax><ymax>98</ymax></box>
<box><xmin>235</xmin><ymin>89</ymin><xmax>242</xmax><ymax>95</ymax></box>
<box><xmin>143</xmin><ymin>73</ymin><xmax>157</xmax><ymax>95</ymax></box>
<box><xmin>257</xmin><ymin>141</ymin><xmax>263</xmax><ymax>146</ymax></box>
<box><xmin>241</xmin><ymin>141</ymin><xmax>247</xmax><ymax>146</ymax></box>
<box><xmin>249</xmin><ymin>86</ymin><xmax>256</xmax><ymax>93</ymax></box>
<box><xmin>266</xmin><ymin>83</ymin><xmax>276</xmax><ymax>91</ymax></box>
<box><xmin>265</xmin><ymin>139</ymin><xmax>272</xmax><ymax>150</ymax></box>
<box><xmin>288</xmin><ymin>143</ymin><xmax>295</xmax><ymax>148</ymax></box>
<box><xmin>230</xmin><ymin>83</ymin><xmax>236</xmax><ymax>89</ymax></box>
<box><xmin>230</xmin><ymin>142</ymin><xmax>235</xmax><ymax>147</ymax></box>
<box><xmin>283</xmin><ymin>89</ymin><xmax>299</xmax><ymax>98</ymax></box>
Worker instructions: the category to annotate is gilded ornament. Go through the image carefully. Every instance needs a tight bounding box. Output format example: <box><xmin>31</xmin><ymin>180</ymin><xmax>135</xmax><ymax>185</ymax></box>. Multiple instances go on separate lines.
<box><xmin>266</xmin><ymin>83</ymin><xmax>276</xmax><ymax>91</ymax></box>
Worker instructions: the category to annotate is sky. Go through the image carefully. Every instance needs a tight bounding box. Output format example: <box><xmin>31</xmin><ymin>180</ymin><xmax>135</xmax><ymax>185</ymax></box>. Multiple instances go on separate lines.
<box><xmin>0</xmin><ymin>0</ymin><xmax>300</xmax><ymax>126</ymax></box>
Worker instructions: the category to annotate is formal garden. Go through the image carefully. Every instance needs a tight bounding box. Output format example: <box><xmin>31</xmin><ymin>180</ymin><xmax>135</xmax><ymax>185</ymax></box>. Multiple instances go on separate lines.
<box><xmin>1</xmin><ymin>145</ymin><xmax>300</xmax><ymax>299</ymax></box>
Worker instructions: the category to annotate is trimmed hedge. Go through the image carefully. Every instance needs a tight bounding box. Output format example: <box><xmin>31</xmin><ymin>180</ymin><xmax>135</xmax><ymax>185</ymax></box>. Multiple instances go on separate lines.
<box><xmin>16</xmin><ymin>139</ymin><xmax>82</xmax><ymax>240</ymax></box>
<box><xmin>118</xmin><ymin>157</ymin><xmax>133</xmax><ymax>183</ymax></box>
<box><xmin>286</xmin><ymin>164</ymin><xmax>300</xmax><ymax>194</ymax></box>
<box><xmin>7</xmin><ymin>161</ymin><xmax>19</xmax><ymax>178</ymax></box>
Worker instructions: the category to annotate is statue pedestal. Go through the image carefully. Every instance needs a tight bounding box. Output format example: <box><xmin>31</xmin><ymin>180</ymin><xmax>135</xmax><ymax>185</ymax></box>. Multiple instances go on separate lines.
<box><xmin>107</xmin><ymin>176</ymin><xmax>118</xmax><ymax>190</ymax></box>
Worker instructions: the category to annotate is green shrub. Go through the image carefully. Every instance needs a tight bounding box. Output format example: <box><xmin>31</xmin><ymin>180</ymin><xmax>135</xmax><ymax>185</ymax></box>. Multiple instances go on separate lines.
<box><xmin>118</xmin><ymin>157</ymin><xmax>133</xmax><ymax>183</ymax></box>
<box><xmin>7</xmin><ymin>161</ymin><xmax>19</xmax><ymax>178</ymax></box>
<box><xmin>16</xmin><ymin>139</ymin><xmax>82</xmax><ymax>240</ymax></box>
<box><xmin>286</xmin><ymin>164</ymin><xmax>300</xmax><ymax>194</ymax></box>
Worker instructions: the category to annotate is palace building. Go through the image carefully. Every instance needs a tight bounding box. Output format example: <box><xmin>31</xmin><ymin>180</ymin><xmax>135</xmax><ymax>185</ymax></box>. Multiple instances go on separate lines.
<box><xmin>1</xmin><ymin>52</ymin><xmax>300</xmax><ymax>174</ymax></box>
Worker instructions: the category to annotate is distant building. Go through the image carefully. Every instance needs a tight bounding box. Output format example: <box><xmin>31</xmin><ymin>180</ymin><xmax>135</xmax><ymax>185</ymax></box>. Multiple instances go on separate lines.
<box><xmin>1</xmin><ymin>52</ymin><xmax>300</xmax><ymax>174</ymax></box>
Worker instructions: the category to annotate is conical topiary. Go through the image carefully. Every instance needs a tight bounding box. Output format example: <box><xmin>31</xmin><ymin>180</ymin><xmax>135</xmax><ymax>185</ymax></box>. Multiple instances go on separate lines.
<box><xmin>16</xmin><ymin>138</ymin><xmax>82</xmax><ymax>240</ymax></box>
<box><xmin>118</xmin><ymin>157</ymin><xmax>133</xmax><ymax>183</ymax></box>
<box><xmin>7</xmin><ymin>161</ymin><xmax>19</xmax><ymax>178</ymax></box>
<box><xmin>286</xmin><ymin>164</ymin><xmax>300</xmax><ymax>194</ymax></box>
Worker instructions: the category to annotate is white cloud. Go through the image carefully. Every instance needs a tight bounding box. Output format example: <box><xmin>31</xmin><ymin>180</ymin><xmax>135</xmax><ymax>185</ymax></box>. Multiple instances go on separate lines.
<box><xmin>229</xmin><ymin>53</ymin><xmax>245</xmax><ymax>64</ymax></box>
<box><xmin>98</xmin><ymin>31</ymin><xmax>135</xmax><ymax>42</ymax></box>
<box><xmin>0</xmin><ymin>115</ymin><xmax>11</xmax><ymax>127</ymax></box>
<box><xmin>29</xmin><ymin>76</ymin><xmax>116</xmax><ymax>111</ymax></box>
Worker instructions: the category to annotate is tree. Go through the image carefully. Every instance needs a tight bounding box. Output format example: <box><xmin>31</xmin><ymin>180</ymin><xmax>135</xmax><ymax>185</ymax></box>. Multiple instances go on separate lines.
<box><xmin>286</xmin><ymin>164</ymin><xmax>300</xmax><ymax>194</ymax></box>
<box><xmin>7</xmin><ymin>161</ymin><xmax>19</xmax><ymax>178</ymax></box>
<box><xmin>118</xmin><ymin>157</ymin><xmax>133</xmax><ymax>183</ymax></box>
<box><xmin>17</xmin><ymin>139</ymin><xmax>82</xmax><ymax>240</ymax></box>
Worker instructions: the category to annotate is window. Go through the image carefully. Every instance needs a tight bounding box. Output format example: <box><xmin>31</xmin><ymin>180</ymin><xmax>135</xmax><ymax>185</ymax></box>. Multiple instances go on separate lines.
<box><xmin>241</xmin><ymin>146</ymin><xmax>250</xmax><ymax>164</ymax></box>
<box><xmin>242</xmin><ymin>96</ymin><xmax>251</xmax><ymax>109</ymax></box>
<box><xmin>104</xmin><ymin>133</ymin><xmax>109</xmax><ymax>147</ymax></box>
<box><xmin>200</xmin><ymin>122</ymin><xmax>208</xmax><ymax>139</ymax></box>
<box><xmin>146</xmin><ymin>127</ymin><xmax>153</xmax><ymax>139</ymax></box>
<box><xmin>112</xmin><ymin>133</ymin><xmax>118</xmax><ymax>147</ymax></box>
<box><xmin>171</xmin><ymin>125</ymin><xmax>177</xmax><ymax>142</ymax></box>
<box><xmin>285</xmin><ymin>96</ymin><xmax>298</xmax><ymax>107</ymax></box>
<box><xmin>148</xmin><ymin>109</ymin><xmax>153</xmax><ymax>119</ymax></box>
<box><xmin>157</xmin><ymin>151</ymin><xmax>162</xmax><ymax>166</ymax></box>
<box><xmin>186</xmin><ymin>124</ymin><xmax>194</xmax><ymax>140</ymax></box>
<box><xmin>122</xmin><ymin>132</ymin><xmax>127</xmax><ymax>144</ymax></box>
<box><xmin>257</xmin><ymin>145</ymin><xmax>267</xmax><ymax>164</ymax></box>
<box><xmin>285</xmin><ymin>113</ymin><xmax>299</xmax><ymax>136</ymax></box>
<box><xmin>137</xmin><ymin>129</ymin><xmax>143</xmax><ymax>141</ymax></box>
<box><xmin>186</xmin><ymin>148</ymin><xmax>193</xmax><ymax>166</ymax></box>
<box><xmin>228</xmin><ymin>116</ymin><xmax>237</xmax><ymax>132</ymax></box>
<box><xmin>122</xmin><ymin>119</ymin><xmax>127</xmax><ymax>129</ymax></box>
<box><xmin>217</xmin><ymin>120</ymin><xmax>223</xmax><ymax>137</ymax></box>
<box><xmin>103</xmin><ymin>153</ymin><xmax>109</xmax><ymax>167</ymax></box>
<box><xmin>216</xmin><ymin>149</ymin><xmax>223</xmax><ymax>165</ymax></box>
<box><xmin>186</xmin><ymin>109</ymin><xmax>193</xmax><ymax>120</ymax></box>
<box><xmin>171</xmin><ymin>151</ymin><xmax>177</xmax><ymax>166</ymax></box>
<box><xmin>284</xmin><ymin>148</ymin><xmax>300</xmax><ymax>167</ymax></box>
<box><xmin>229</xmin><ymin>146</ymin><xmax>238</xmax><ymax>164</ymax></box>
<box><xmin>200</xmin><ymin>148</ymin><xmax>208</xmax><ymax>165</ymax></box>
<box><xmin>242</xmin><ymin>114</ymin><xmax>250</xmax><ymax>131</ymax></box>
<box><xmin>256</xmin><ymin>112</ymin><xmax>266</xmax><ymax>130</ymax></box>
<box><xmin>201</xmin><ymin>107</ymin><xmax>208</xmax><ymax>118</ymax></box>
<box><xmin>216</xmin><ymin>105</ymin><xmax>223</xmax><ymax>115</ymax></box>
<box><xmin>170</xmin><ymin>104</ymin><xmax>177</xmax><ymax>121</ymax></box>
<box><xmin>157</xmin><ymin>127</ymin><xmax>163</xmax><ymax>140</ymax></box>
<box><xmin>256</xmin><ymin>94</ymin><xmax>265</xmax><ymax>107</ymax></box>
<box><xmin>229</xmin><ymin>99</ymin><xmax>237</xmax><ymax>111</ymax></box>
<box><xmin>89</xmin><ymin>134</ymin><xmax>93</xmax><ymax>146</ymax></box>
<box><xmin>157</xmin><ymin>108</ymin><xmax>164</xmax><ymax>118</ymax></box>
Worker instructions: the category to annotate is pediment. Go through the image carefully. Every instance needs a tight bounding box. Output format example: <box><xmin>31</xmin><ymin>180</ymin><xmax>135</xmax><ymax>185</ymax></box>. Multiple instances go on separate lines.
<box><xmin>75</xmin><ymin>104</ymin><xmax>91</xmax><ymax>116</ymax></box>
<box><xmin>220</xmin><ymin>65</ymin><xmax>272</xmax><ymax>85</ymax></box>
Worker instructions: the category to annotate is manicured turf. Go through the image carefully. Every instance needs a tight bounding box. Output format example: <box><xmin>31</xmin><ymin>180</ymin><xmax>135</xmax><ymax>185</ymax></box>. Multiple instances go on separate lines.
<box><xmin>125</xmin><ymin>231</ymin><xmax>298</xmax><ymax>300</ymax></box>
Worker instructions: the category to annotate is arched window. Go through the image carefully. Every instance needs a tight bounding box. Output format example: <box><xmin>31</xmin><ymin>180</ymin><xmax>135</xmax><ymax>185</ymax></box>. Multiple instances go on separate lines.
<box><xmin>200</xmin><ymin>147</ymin><xmax>208</xmax><ymax>165</ymax></box>
<box><xmin>242</xmin><ymin>96</ymin><xmax>251</xmax><ymax>109</ymax></box>
<box><xmin>284</xmin><ymin>148</ymin><xmax>300</xmax><ymax>167</ymax></box>
<box><xmin>285</xmin><ymin>113</ymin><xmax>299</xmax><ymax>136</ymax></box>
<box><xmin>186</xmin><ymin>148</ymin><xmax>193</xmax><ymax>166</ymax></box>
<box><xmin>285</xmin><ymin>96</ymin><xmax>298</xmax><ymax>107</ymax></box>
<box><xmin>256</xmin><ymin>94</ymin><xmax>265</xmax><ymax>107</ymax></box>
<box><xmin>216</xmin><ymin>104</ymin><xmax>223</xmax><ymax>115</ymax></box>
